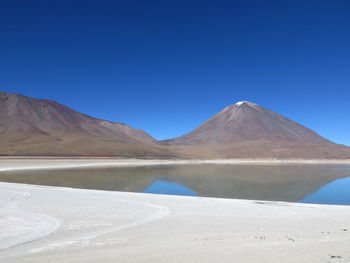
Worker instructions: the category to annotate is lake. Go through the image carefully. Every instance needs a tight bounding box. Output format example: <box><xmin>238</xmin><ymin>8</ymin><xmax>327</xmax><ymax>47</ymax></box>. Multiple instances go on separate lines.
<box><xmin>1</xmin><ymin>164</ymin><xmax>350</xmax><ymax>205</ymax></box>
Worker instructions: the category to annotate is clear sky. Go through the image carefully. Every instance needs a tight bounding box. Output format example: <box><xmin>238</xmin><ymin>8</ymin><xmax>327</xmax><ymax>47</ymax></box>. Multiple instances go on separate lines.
<box><xmin>1</xmin><ymin>1</ymin><xmax>349</xmax><ymax>145</ymax></box>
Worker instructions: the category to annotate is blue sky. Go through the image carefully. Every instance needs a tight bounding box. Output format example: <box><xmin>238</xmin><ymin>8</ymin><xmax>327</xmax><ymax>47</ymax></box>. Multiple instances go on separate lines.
<box><xmin>1</xmin><ymin>0</ymin><xmax>349</xmax><ymax>145</ymax></box>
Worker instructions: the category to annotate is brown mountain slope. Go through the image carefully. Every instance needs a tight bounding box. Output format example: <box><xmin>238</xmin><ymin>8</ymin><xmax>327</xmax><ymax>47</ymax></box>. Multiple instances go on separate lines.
<box><xmin>0</xmin><ymin>92</ymin><xmax>174</xmax><ymax>157</ymax></box>
<box><xmin>162</xmin><ymin>101</ymin><xmax>350</xmax><ymax>159</ymax></box>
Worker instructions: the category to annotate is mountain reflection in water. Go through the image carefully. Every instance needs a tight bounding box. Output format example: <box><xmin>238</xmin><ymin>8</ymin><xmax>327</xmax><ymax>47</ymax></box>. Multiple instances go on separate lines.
<box><xmin>0</xmin><ymin>164</ymin><xmax>350</xmax><ymax>204</ymax></box>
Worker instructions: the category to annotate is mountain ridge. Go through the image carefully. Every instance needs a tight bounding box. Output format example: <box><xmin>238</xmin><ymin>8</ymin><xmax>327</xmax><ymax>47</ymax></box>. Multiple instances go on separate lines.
<box><xmin>0</xmin><ymin>91</ymin><xmax>174</xmax><ymax>157</ymax></box>
<box><xmin>0</xmin><ymin>91</ymin><xmax>155</xmax><ymax>143</ymax></box>
<box><xmin>162</xmin><ymin>101</ymin><xmax>350</xmax><ymax>159</ymax></box>
<box><xmin>1</xmin><ymin>92</ymin><xmax>349</xmax><ymax>158</ymax></box>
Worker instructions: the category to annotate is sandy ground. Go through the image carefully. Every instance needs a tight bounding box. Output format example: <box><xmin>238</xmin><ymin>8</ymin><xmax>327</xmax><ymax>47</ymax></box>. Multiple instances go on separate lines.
<box><xmin>1</xmin><ymin>159</ymin><xmax>350</xmax><ymax>262</ymax></box>
<box><xmin>1</xmin><ymin>183</ymin><xmax>350</xmax><ymax>263</ymax></box>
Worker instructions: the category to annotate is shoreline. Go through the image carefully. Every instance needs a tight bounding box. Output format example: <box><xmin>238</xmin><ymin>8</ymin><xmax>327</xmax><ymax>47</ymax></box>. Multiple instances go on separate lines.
<box><xmin>1</xmin><ymin>158</ymin><xmax>350</xmax><ymax>172</ymax></box>
<box><xmin>1</xmin><ymin>181</ymin><xmax>350</xmax><ymax>263</ymax></box>
<box><xmin>1</xmin><ymin>160</ymin><xmax>350</xmax><ymax>262</ymax></box>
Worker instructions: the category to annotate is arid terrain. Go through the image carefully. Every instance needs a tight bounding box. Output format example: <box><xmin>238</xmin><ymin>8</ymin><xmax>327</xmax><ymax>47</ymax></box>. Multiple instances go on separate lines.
<box><xmin>1</xmin><ymin>179</ymin><xmax>350</xmax><ymax>263</ymax></box>
<box><xmin>1</xmin><ymin>92</ymin><xmax>350</xmax><ymax>159</ymax></box>
<box><xmin>163</xmin><ymin>101</ymin><xmax>350</xmax><ymax>158</ymax></box>
<box><xmin>0</xmin><ymin>92</ymin><xmax>174</xmax><ymax>157</ymax></box>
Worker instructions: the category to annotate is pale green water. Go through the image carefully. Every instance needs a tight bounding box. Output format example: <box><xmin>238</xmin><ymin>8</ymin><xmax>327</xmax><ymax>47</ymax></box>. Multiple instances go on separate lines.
<box><xmin>1</xmin><ymin>164</ymin><xmax>350</xmax><ymax>204</ymax></box>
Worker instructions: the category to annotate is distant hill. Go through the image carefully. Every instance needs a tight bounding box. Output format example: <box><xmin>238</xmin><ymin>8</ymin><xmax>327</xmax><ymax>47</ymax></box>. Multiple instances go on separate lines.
<box><xmin>1</xmin><ymin>93</ymin><xmax>349</xmax><ymax>158</ymax></box>
<box><xmin>162</xmin><ymin>101</ymin><xmax>350</xmax><ymax>159</ymax></box>
<box><xmin>0</xmin><ymin>92</ymin><xmax>174</xmax><ymax>157</ymax></box>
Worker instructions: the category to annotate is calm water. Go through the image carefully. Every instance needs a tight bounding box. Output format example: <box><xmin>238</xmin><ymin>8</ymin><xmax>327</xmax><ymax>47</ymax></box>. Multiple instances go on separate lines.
<box><xmin>1</xmin><ymin>164</ymin><xmax>350</xmax><ymax>205</ymax></box>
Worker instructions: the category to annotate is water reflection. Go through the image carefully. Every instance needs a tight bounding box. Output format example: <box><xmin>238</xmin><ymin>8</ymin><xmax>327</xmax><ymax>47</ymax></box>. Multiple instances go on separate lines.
<box><xmin>144</xmin><ymin>180</ymin><xmax>198</xmax><ymax>196</ymax></box>
<box><xmin>300</xmin><ymin>177</ymin><xmax>350</xmax><ymax>205</ymax></box>
<box><xmin>0</xmin><ymin>164</ymin><xmax>350</xmax><ymax>204</ymax></box>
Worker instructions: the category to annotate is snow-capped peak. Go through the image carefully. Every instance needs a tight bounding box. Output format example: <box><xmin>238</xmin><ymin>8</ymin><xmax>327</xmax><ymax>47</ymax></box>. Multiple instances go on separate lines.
<box><xmin>220</xmin><ymin>101</ymin><xmax>259</xmax><ymax>113</ymax></box>
<box><xmin>235</xmin><ymin>101</ymin><xmax>248</xmax><ymax>106</ymax></box>
<box><xmin>236</xmin><ymin>101</ymin><xmax>257</xmax><ymax>106</ymax></box>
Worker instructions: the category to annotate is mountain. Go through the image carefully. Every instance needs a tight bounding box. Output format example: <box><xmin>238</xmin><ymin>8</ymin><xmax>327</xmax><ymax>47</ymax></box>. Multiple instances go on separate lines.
<box><xmin>0</xmin><ymin>92</ymin><xmax>174</xmax><ymax>157</ymax></box>
<box><xmin>162</xmin><ymin>101</ymin><xmax>350</xmax><ymax>158</ymax></box>
<box><xmin>1</xmin><ymin>93</ymin><xmax>348</xmax><ymax>159</ymax></box>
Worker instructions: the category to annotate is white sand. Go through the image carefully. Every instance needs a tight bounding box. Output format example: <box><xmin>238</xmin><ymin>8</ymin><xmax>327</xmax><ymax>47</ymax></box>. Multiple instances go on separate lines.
<box><xmin>0</xmin><ymin>159</ymin><xmax>350</xmax><ymax>262</ymax></box>
<box><xmin>1</xmin><ymin>157</ymin><xmax>350</xmax><ymax>173</ymax></box>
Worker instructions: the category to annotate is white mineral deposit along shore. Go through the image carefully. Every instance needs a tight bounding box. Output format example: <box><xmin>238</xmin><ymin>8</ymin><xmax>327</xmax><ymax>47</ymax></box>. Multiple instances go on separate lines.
<box><xmin>1</xmin><ymin>157</ymin><xmax>350</xmax><ymax>173</ymax></box>
<box><xmin>0</xmin><ymin>179</ymin><xmax>350</xmax><ymax>263</ymax></box>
